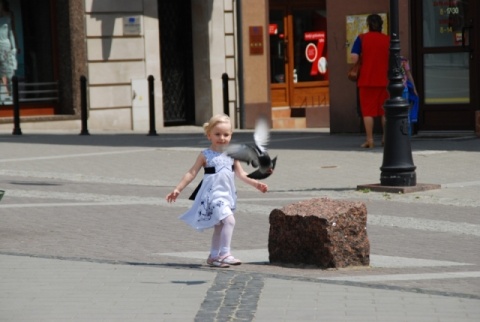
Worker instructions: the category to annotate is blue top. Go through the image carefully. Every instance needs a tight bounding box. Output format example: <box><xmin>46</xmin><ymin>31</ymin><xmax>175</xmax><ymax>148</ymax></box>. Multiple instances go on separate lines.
<box><xmin>351</xmin><ymin>36</ymin><xmax>362</xmax><ymax>55</ymax></box>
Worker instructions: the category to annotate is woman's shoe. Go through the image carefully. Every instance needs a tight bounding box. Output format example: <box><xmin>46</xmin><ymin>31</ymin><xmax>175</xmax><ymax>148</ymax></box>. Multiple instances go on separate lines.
<box><xmin>360</xmin><ymin>140</ymin><xmax>374</xmax><ymax>148</ymax></box>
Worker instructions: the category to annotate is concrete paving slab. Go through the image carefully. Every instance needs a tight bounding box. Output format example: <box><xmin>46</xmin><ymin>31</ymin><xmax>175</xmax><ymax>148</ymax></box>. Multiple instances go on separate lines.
<box><xmin>155</xmin><ymin>249</ymin><xmax>474</xmax><ymax>268</ymax></box>
<box><xmin>0</xmin><ymin>255</ymin><xmax>216</xmax><ymax>322</ymax></box>
<box><xmin>0</xmin><ymin>130</ymin><xmax>479</xmax><ymax>321</ymax></box>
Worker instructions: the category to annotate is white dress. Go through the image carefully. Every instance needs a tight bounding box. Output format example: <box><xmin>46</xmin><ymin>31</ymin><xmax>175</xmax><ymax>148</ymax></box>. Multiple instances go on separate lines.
<box><xmin>179</xmin><ymin>149</ymin><xmax>237</xmax><ymax>231</ymax></box>
<box><xmin>0</xmin><ymin>16</ymin><xmax>16</xmax><ymax>78</ymax></box>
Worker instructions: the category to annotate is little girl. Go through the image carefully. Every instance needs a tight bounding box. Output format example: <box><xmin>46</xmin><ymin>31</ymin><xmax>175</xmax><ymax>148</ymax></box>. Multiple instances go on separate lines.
<box><xmin>166</xmin><ymin>114</ymin><xmax>268</xmax><ymax>268</ymax></box>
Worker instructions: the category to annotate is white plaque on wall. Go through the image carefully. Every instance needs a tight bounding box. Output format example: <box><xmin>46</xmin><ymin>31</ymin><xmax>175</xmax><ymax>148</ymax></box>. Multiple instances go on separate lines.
<box><xmin>123</xmin><ymin>16</ymin><xmax>142</xmax><ymax>36</ymax></box>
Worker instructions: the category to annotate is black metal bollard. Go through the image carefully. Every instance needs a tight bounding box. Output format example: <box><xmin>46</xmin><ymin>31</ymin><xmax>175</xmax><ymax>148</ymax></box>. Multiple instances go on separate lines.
<box><xmin>12</xmin><ymin>76</ymin><xmax>22</xmax><ymax>135</ymax></box>
<box><xmin>380</xmin><ymin>0</ymin><xmax>416</xmax><ymax>186</ymax></box>
<box><xmin>147</xmin><ymin>75</ymin><xmax>157</xmax><ymax>136</ymax></box>
<box><xmin>222</xmin><ymin>73</ymin><xmax>229</xmax><ymax>116</ymax></box>
<box><xmin>79</xmin><ymin>76</ymin><xmax>90</xmax><ymax>135</ymax></box>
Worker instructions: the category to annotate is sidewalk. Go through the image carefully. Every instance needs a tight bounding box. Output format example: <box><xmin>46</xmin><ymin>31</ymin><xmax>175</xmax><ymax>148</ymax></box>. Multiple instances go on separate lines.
<box><xmin>0</xmin><ymin>129</ymin><xmax>479</xmax><ymax>321</ymax></box>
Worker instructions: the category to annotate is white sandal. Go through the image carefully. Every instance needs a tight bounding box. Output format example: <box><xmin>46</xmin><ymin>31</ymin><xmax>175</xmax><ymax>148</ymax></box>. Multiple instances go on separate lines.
<box><xmin>207</xmin><ymin>255</ymin><xmax>229</xmax><ymax>268</ymax></box>
<box><xmin>219</xmin><ymin>254</ymin><xmax>242</xmax><ymax>265</ymax></box>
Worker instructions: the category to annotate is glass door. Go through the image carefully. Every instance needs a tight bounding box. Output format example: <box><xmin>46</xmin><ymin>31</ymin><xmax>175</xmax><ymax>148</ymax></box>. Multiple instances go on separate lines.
<box><xmin>290</xmin><ymin>8</ymin><xmax>328</xmax><ymax>108</ymax></box>
<box><xmin>269</xmin><ymin>8</ymin><xmax>289</xmax><ymax>106</ymax></box>
<box><xmin>414</xmin><ymin>0</ymin><xmax>479</xmax><ymax>131</ymax></box>
<box><xmin>269</xmin><ymin>0</ymin><xmax>328</xmax><ymax>109</ymax></box>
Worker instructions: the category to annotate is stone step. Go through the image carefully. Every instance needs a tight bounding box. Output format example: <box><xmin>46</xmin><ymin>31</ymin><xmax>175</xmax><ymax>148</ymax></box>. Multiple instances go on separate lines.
<box><xmin>272</xmin><ymin>107</ymin><xmax>291</xmax><ymax>119</ymax></box>
<box><xmin>272</xmin><ymin>117</ymin><xmax>306</xmax><ymax>129</ymax></box>
<box><xmin>272</xmin><ymin>107</ymin><xmax>308</xmax><ymax>129</ymax></box>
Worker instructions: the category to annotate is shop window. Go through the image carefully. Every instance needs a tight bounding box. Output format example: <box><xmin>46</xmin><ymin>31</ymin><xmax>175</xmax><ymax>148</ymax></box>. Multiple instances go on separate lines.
<box><xmin>422</xmin><ymin>0</ymin><xmax>471</xmax><ymax>105</ymax></box>
<box><xmin>292</xmin><ymin>9</ymin><xmax>328</xmax><ymax>83</ymax></box>
<box><xmin>2</xmin><ymin>0</ymin><xmax>56</xmax><ymax>105</ymax></box>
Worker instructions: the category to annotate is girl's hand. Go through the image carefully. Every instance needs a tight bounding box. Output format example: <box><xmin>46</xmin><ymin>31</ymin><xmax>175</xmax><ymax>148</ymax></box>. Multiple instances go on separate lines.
<box><xmin>255</xmin><ymin>181</ymin><xmax>268</xmax><ymax>193</ymax></box>
<box><xmin>166</xmin><ymin>189</ymin><xmax>180</xmax><ymax>203</ymax></box>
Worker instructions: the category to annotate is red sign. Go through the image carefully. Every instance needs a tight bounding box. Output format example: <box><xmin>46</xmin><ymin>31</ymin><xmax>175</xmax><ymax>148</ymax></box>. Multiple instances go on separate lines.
<box><xmin>249</xmin><ymin>26</ymin><xmax>264</xmax><ymax>55</ymax></box>
<box><xmin>269</xmin><ymin>24</ymin><xmax>278</xmax><ymax>35</ymax></box>
<box><xmin>454</xmin><ymin>32</ymin><xmax>462</xmax><ymax>45</ymax></box>
<box><xmin>305</xmin><ymin>43</ymin><xmax>317</xmax><ymax>62</ymax></box>
<box><xmin>304</xmin><ymin>31</ymin><xmax>325</xmax><ymax>42</ymax></box>
<box><xmin>303</xmin><ymin>31</ymin><xmax>326</xmax><ymax>76</ymax></box>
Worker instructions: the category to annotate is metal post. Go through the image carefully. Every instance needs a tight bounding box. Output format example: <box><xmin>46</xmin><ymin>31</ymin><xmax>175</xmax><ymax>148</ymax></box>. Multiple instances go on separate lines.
<box><xmin>79</xmin><ymin>76</ymin><xmax>90</xmax><ymax>135</ymax></box>
<box><xmin>12</xmin><ymin>76</ymin><xmax>22</xmax><ymax>135</ymax></box>
<box><xmin>147</xmin><ymin>75</ymin><xmax>157</xmax><ymax>136</ymax></box>
<box><xmin>236</xmin><ymin>0</ymin><xmax>245</xmax><ymax>128</ymax></box>
<box><xmin>222</xmin><ymin>73</ymin><xmax>229</xmax><ymax>116</ymax></box>
<box><xmin>380</xmin><ymin>0</ymin><xmax>416</xmax><ymax>186</ymax></box>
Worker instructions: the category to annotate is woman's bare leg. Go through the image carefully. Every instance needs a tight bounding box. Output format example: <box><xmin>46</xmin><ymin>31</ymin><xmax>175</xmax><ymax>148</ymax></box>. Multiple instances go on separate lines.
<box><xmin>362</xmin><ymin>116</ymin><xmax>374</xmax><ymax>148</ymax></box>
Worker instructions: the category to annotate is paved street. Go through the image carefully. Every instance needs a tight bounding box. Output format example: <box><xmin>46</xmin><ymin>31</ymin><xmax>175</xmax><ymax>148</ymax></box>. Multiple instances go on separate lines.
<box><xmin>0</xmin><ymin>127</ymin><xmax>479</xmax><ymax>321</ymax></box>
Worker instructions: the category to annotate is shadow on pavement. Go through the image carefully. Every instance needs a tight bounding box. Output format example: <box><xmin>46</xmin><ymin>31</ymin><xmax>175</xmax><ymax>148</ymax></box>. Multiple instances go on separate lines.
<box><xmin>0</xmin><ymin>131</ymin><xmax>478</xmax><ymax>152</ymax></box>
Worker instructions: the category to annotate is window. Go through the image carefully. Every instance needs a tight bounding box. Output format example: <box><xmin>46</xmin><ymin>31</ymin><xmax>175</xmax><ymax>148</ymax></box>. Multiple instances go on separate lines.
<box><xmin>292</xmin><ymin>9</ymin><xmax>328</xmax><ymax>83</ymax></box>
<box><xmin>17</xmin><ymin>0</ymin><xmax>55</xmax><ymax>83</ymax></box>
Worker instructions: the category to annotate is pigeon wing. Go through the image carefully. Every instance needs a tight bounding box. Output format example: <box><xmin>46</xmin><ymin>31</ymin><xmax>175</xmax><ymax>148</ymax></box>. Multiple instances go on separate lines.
<box><xmin>246</xmin><ymin>169</ymin><xmax>271</xmax><ymax>180</ymax></box>
<box><xmin>247</xmin><ymin>156</ymin><xmax>277</xmax><ymax>180</ymax></box>
<box><xmin>225</xmin><ymin>144</ymin><xmax>259</xmax><ymax>166</ymax></box>
<box><xmin>253</xmin><ymin>117</ymin><xmax>270</xmax><ymax>153</ymax></box>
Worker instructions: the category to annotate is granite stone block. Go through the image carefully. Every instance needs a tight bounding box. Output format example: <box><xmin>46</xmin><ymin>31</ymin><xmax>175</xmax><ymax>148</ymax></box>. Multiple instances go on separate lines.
<box><xmin>268</xmin><ymin>198</ymin><xmax>370</xmax><ymax>268</ymax></box>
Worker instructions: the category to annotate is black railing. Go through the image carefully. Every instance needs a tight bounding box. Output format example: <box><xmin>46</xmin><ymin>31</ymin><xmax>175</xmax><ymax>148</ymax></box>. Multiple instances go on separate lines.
<box><xmin>2</xmin><ymin>78</ymin><xmax>59</xmax><ymax>135</ymax></box>
<box><xmin>11</xmin><ymin>76</ymin><xmax>21</xmax><ymax>135</ymax></box>
<box><xmin>1</xmin><ymin>81</ymin><xmax>59</xmax><ymax>104</ymax></box>
<box><xmin>80</xmin><ymin>76</ymin><xmax>89</xmax><ymax>135</ymax></box>
<box><xmin>222</xmin><ymin>73</ymin><xmax>229</xmax><ymax>116</ymax></box>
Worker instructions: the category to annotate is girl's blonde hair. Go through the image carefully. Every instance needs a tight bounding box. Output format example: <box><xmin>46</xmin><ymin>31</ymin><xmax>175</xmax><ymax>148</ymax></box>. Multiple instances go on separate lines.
<box><xmin>203</xmin><ymin>114</ymin><xmax>232</xmax><ymax>135</ymax></box>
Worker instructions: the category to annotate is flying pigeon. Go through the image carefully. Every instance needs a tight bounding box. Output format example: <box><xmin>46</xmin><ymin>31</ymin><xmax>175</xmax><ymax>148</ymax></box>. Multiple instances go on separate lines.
<box><xmin>225</xmin><ymin>117</ymin><xmax>277</xmax><ymax>179</ymax></box>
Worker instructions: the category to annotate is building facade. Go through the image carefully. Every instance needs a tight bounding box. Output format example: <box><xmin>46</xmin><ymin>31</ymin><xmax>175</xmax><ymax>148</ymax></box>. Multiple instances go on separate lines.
<box><xmin>1</xmin><ymin>0</ymin><xmax>478</xmax><ymax>134</ymax></box>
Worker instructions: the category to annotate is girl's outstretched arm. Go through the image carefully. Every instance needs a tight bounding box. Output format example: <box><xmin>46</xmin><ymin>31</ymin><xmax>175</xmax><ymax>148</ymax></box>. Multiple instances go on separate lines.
<box><xmin>166</xmin><ymin>152</ymin><xmax>205</xmax><ymax>203</ymax></box>
<box><xmin>234</xmin><ymin>160</ymin><xmax>268</xmax><ymax>193</ymax></box>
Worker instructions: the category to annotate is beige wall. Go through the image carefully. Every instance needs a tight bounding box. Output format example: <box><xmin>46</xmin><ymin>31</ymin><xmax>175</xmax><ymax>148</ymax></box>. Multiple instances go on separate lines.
<box><xmin>241</xmin><ymin>0</ymin><xmax>271</xmax><ymax>128</ymax></box>
<box><xmin>191</xmin><ymin>0</ymin><xmax>238</xmax><ymax>127</ymax></box>
<box><xmin>84</xmin><ymin>0</ymin><xmax>238</xmax><ymax>130</ymax></box>
<box><xmin>84</xmin><ymin>0</ymin><xmax>162</xmax><ymax>130</ymax></box>
<box><xmin>80</xmin><ymin>0</ymin><xmax>263</xmax><ymax>130</ymax></box>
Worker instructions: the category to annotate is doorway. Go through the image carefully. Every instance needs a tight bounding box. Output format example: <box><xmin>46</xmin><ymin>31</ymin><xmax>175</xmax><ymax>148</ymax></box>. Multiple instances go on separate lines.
<box><xmin>412</xmin><ymin>0</ymin><xmax>479</xmax><ymax>131</ymax></box>
<box><xmin>269</xmin><ymin>1</ymin><xmax>328</xmax><ymax>117</ymax></box>
<box><xmin>158</xmin><ymin>0</ymin><xmax>195</xmax><ymax>126</ymax></box>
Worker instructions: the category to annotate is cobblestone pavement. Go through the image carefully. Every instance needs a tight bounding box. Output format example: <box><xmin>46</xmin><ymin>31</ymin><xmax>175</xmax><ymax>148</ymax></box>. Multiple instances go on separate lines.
<box><xmin>0</xmin><ymin>128</ymin><xmax>479</xmax><ymax>321</ymax></box>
